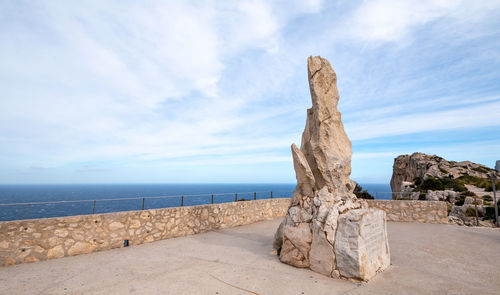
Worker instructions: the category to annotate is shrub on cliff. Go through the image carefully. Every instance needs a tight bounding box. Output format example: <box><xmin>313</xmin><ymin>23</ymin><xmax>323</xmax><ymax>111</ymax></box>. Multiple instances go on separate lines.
<box><xmin>484</xmin><ymin>180</ymin><xmax>500</xmax><ymax>192</ymax></box>
<box><xmin>457</xmin><ymin>174</ymin><xmax>498</xmax><ymax>191</ymax></box>
<box><xmin>419</xmin><ymin>177</ymin><xmax>467</xmax><ymax>192</ymax></box>
<box><xmin>465</xmin><ymin>207</ymin><xmax>483</xmax><ymax>217</ymax></box>
<box><xmin>482</xmin><ymin>195</ymin><xmax>493</xmax><ymax>202</ymax></box>
<box><xmin>461</xmin><ymin>190</ymin><xmax>476</xmax><ymax>197</ymax></box>
<box><xmin>484</xmin><ymin>205</ymin><xmax>500</xmax><ymax>220</ymax></box>
<box><xmin>354</xmin><ymin>184</ymin><xmax>374</xmax><ymax>199</ymax></box>
<box><xmin>455</xmin><ymin>196</ymin><xmax>465</xmax><ymax>206</ymax></box>
<box><xmin>472</xmin><ymin>166</ymin><xmax>492</xmax><ymax>174</ymax></box>
<box><xmin>439</xmin><ymin>167</ymin><xmax>449</xmax><ymax>174</ymax></box>
<box><xmin>420</xmin><ymin>177</ymin><xmax>444</xmax><ymax>190</ymax></box>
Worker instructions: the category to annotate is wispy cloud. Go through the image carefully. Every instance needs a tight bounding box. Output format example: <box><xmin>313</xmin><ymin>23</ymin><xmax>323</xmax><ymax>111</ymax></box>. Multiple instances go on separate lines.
<box><xmin>346</xmin><ymin>100</ymin><xmax>500</xmax><ymax>140</ymax></box>
<box><xmin>347</xmin><ymin>0</ymin><xmax>461</xmax><ymax>43</ymax></box>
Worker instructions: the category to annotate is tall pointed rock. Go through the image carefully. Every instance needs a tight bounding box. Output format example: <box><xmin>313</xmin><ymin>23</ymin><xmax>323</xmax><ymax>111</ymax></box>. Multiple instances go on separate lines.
<box><xmin>302</xmin><ymin>56</ymin><xmax>354</xmax><ymax>194</ymax></box>
<box><xmin>274</xmin><ymin>56</ymin><xmax>390</xmax><ymax>281</ymax></box>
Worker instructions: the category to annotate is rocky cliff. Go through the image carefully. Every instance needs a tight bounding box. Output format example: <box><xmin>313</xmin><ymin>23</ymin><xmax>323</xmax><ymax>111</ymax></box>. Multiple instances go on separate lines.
<box><xmin>390</xmin><ymin>152</ymin><xmax>499</xmax><ymax>226</ymax></box>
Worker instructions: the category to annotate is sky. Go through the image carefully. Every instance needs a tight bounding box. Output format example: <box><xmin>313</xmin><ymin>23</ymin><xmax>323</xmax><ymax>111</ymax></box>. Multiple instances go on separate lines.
<box><xmin>1</xmin><ymin>0</ymin><xmax>500</xmax><ymax>184</ymax></box>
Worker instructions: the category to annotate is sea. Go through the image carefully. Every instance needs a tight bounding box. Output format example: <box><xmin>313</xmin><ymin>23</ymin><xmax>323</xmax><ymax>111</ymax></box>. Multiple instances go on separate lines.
<box><xmin>0</xmin><ymin>183</ymin><xmax>391</xmax><ymax>221</ymax></box>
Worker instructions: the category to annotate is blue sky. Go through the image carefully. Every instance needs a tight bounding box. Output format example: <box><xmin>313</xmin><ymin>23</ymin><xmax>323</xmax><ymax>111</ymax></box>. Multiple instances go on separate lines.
<box><xmin>1</xmin><ymin>0</ymin><xmax>499</xmax><ymax>184</ymax></box>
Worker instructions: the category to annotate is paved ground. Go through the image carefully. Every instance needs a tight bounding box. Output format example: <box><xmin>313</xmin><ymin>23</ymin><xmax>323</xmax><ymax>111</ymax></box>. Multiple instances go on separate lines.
<box><xmin>1</xmin><ymin>219</ymin><xmax>499</xmax><ymax>295</ymax></box>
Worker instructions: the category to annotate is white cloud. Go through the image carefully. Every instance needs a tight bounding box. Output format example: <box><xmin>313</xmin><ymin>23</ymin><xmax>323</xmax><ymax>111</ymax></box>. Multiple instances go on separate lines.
<box><xmin>346</xmin><ymin>101</ymin><xmax>500</xmax><ymax>140</ymax></box>
<box><xmin>348</xmin><ymin>0</ymin><xmax>461</xmax><ymax>42</ymax></box>
<box><xmin>0</xmin><ymin>0</ymin><xmax>323</xmax><ymax>174</ymax></box>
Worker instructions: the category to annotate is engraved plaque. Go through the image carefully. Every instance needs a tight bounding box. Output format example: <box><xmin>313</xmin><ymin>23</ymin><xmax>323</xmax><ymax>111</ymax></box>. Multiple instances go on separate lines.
<box><xmin>334</xmin><ymin>209</ymin><xmax>390</xmax><ymax>281</ymax></box>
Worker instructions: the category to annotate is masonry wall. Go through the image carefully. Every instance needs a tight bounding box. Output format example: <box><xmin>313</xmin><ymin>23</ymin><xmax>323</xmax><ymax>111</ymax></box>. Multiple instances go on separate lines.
<box><xmin>0</xmin><ymin>198</ymin><xmax>290</xmax><ymax>267</ymax></box>
<box><xmin>0</xmin><ymin>198</ymin><xmax>448</xmax><ymax>267</ymax></box>
<box><xmin>366</xmin><ymin>200</ymin><xmax>448</xmax><ymax>224</ymax></box>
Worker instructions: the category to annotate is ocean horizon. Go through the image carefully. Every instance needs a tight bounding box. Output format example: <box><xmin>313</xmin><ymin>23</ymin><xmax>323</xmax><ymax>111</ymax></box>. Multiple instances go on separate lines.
<box><xmin>0</xmin><ymin>183</ymin><xmax>391</xmax><ymax>221</ymax></box>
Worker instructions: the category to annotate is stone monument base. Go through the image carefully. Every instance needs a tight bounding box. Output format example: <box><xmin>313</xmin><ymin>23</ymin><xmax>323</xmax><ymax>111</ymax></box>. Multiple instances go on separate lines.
<box><xmin>334</xmin><ymin>209</ymin><xmax>390</xmax><ymax>281</ymax></box>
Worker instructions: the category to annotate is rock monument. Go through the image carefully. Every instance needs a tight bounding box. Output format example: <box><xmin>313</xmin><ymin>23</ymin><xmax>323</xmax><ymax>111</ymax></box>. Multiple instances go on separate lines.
<box><xmin>273</xmin><ymin>56</ymin><xmax>390</xmax><ymax>281</ymax></box>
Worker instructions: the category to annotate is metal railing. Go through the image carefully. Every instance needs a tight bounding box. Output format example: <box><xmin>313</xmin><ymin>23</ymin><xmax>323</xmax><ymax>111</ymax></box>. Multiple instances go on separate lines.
<box><xmin>0</xmin><ymin>190</ymin><xmax>293</xmax><ymax>221</ymax></box>
<box><xmin>0</xmin><ymin>190</ymin><xmax>434</xmax><ymax>222</ymax></box>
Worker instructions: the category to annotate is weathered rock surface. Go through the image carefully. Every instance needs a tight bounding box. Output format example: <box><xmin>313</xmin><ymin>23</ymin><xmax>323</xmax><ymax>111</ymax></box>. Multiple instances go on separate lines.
<box><xmin>426</xmin><ymin>190</ymin><xmax>460</xmax><ymax>202</ymax></box>
<box><xmin>398</xmin><ymin>181</ymin><xmax>421</xmax><ymax>200</ymax></box>
<box><xmin>280</xmin><ymin>223</ymin><xmax>312</xmax><ymax>268</ymax></box>
<box><xmin>274</xmin><ymin>56</ymin><xmax>389</xmax><ymax>281</ymax></box>
<box><xmin>448</xmin><ymin>215</ymin><xmax>465</xmax><ymax>226</ymax></box>
<box><xmin>390</xmin><ymin>152</ymin><xmax>499</xmax><ymax>227</ymax></box>
<box><xmin>390</xmin><ymin>153</ymin><xmax>497</xmax><ymax>197</ymax></box>
<box><xmin>335</xmin><ymin>209</ymin><xmax>390</xmax><ymax>281</ymax></box>
<box><xmin>309</xmin><ymin>220</ymin><xmax>335</xmax><ymax>277</ymax></box>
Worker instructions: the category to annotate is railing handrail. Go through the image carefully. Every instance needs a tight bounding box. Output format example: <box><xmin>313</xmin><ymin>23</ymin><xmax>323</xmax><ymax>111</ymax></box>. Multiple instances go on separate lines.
<box><xmin>0</xmin><ymin>190</ymin><xmax>409</xmax><ymax>221</ymax></box>
<box><xmin>0</xmin><ymin>190</ymin><xmax>403</xmax><ymax>207</ymax></box>
<box><xmin>0</xmin><ymin>190</ymin><xmax>293</xmax><ymax>207</ymax></box>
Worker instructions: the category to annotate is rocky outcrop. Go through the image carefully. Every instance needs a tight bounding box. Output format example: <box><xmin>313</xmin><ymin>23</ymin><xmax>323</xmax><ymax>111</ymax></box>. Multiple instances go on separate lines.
<box><xmin>390</xmin><ymin>153</ymin><xmax>495</xmax><ymax>196</ymax></box>
<box><xmin>426</xmin><ymin>190</ymin><xmax>460</xmax><ymax>202</ymax></box>
<box><xmin>390</xmin><ymin>152</ymin><xmax>499</xmax><ymax>226</ymax></box>
<box><xmin>274</xmin><ymin>56</ymin><xmax>390</xmax><ymax>281</ymax></box>
<box><xmin>398</xmin><ymin>181</ymin><xmax>421</xmax><ymax>200</ymax></box>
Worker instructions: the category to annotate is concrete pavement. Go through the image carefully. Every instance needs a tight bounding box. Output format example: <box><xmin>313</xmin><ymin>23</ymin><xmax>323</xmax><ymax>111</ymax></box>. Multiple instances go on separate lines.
<box><xmin>1</xmin><ymin>219</ymin><xmax>499</xmax><ymax>294</ymax></box>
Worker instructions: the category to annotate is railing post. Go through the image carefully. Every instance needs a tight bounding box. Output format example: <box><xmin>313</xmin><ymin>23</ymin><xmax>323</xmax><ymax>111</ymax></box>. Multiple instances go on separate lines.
<box><xmin>491</xmin><ymin>173</ymin><xmax>498</xmax><ymax>227</ymax></box>
<box><xmin>235</xmin><ymin>193</ymin><xmax>237</xmax><ymax>202</ymax></box>
<box><xmin>474</xmin><ymin>196</ymin><xmax>479</xmax><ymax>226</ymax></box>
<box><xmin>26</xmin><ymin>204</ymin><xmax>30</xmax><ymax>219</ymax></box>
<box><xmin>271</xmin><ymin>191</ymin><xmax>273</xmax><ymax>199</ymax></box>
<box><xmin>254</xmin><ymin>192</ymin><xmax>256</xmax><ymax>200</ymax></box>
<box><xmin>181</xmin><ymin>196</ymin><xmax>184</xmax><ymax>207</ymax></box>
<box><xmin>211</xmin><ymin>194</ymin><xmax>214</xmax><ymax>204</ymax></box>
<box><xmin>375</xmin><ymin>192</ymin><xmax>378</xmax><ymax>199</ymax></box>
<box><xmin>142</xmin><ymin>198</ymin><xmax>145</xmax><ymax>210</ymax></box>
<box><xmin>93</xmin><ymin>200</ymin><xmax>96</xmax><ymax>215</ymax></box>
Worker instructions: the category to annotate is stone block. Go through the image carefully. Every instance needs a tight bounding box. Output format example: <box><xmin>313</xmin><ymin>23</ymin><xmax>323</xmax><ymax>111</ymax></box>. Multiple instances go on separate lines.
<box><xmin>309</xmin><ymin>221</ymin><xmax>334</xmax><ymax>276</ymax></box>
<box><xmin>334</xmin><ymin>209</ymin><xmax>390</xmax><ymax>281</ymax></box>
<box><xmin>279</xmin><ymin>223</ymin><xmax>312</xmax><ymax>268</ymax></box>
<box><xmin>47</xmin><ymin>245</ymin><xmax>65</xmax><ymax>259</ymax></box>
<box><xmin>67</xmin><ymin>242</ymin><xmax>96</xmax><ymax>256</ymax></box>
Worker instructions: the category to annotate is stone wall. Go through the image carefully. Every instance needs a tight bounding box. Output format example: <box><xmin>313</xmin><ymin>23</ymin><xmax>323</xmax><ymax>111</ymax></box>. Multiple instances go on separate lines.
<box><xmin>366</xmin><ymin>200</ymin><xmax>448</xmax><ymax>224</ymax></box>
<box><xmin>0</xmin><ymin>198</ymin><xmax>290</xmax><ymax>267</ymax></box>
<box><xmin>0</xmin><ymin>198</ymin><xmax>447</xmax><ymax>267</ymax></box>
